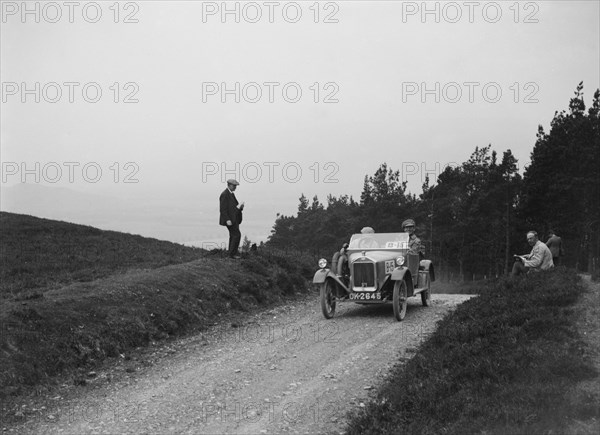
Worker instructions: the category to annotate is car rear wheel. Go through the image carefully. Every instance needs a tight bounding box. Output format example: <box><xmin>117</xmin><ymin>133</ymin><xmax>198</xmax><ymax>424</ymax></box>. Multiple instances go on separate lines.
<box><xmin>320</xmin><ymin>279</ymin><xmax>336</xmax><ymax>319</ymax></box>
<box><xmin>421</xmin><ymin>273</ymin><xmax>431</xmax><ymax>307</ymax></box>
<box><xmin>393</xmin><ymin>280</ymin><xmax>408</xmax><ymax>321</ymax></box>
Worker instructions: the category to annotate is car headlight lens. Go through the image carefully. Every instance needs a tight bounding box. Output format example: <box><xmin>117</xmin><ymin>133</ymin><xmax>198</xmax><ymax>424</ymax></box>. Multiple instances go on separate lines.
<box><xmin>396</xmin><ymin>255</ymin><xmax>405</xmax><ymax>266</ymax></box>
<box><xmin>318</xmin><ymin>258</ymin><xmax>328</xmax><ymax>268</ymax></box>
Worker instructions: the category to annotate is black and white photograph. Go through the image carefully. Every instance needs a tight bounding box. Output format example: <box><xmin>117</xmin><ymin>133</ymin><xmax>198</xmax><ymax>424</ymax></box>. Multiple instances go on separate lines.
<box><xmin>1</xmin><ymin>1</ymin><xmax>599</xmax><ymax>433</ymax></box>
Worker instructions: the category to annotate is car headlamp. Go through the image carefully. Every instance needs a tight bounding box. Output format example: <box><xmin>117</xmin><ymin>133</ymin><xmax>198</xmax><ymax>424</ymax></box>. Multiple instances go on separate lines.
<box><xmin>396</xmin><ymin>255</ymin><xmax>405</xmax><ymax>266</ymax></box>
<box><xmin>318</xmin><ymin>258</ymin><xmax>328</xmax><ymax>269</ymax></box>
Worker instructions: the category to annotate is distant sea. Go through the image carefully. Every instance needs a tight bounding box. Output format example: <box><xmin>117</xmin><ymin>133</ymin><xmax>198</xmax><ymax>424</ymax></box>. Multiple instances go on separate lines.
<box><xmin>0</xmin><ymin>183</ymin><xmax>274</xmax><ymax>248</ymax></box>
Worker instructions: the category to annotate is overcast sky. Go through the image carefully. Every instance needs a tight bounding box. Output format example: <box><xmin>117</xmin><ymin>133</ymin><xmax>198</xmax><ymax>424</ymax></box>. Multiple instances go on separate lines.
<box><xmin>1</xmin><ymin>1</ymin><xmax>599</xmax><ymax>245</ymax></box>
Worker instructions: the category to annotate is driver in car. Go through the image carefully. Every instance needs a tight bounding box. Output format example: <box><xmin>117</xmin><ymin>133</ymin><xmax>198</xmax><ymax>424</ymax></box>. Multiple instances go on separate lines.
<box><xmin>358</xmin><ymin>226</ymin><xmax>379</xmax><ymax>249</ymax></box>
<box><xmin>402</xmin><ymin>219</ymin><xmax>425</xmax><ymax>259</ymax></box>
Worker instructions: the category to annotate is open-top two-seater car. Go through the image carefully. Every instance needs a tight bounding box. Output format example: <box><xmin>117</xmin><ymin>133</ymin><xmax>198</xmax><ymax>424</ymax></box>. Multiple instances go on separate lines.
<box><xmin>313</xmin><ymin>232</ymin><xmax>435</xmax><ymax>321</ymax></box>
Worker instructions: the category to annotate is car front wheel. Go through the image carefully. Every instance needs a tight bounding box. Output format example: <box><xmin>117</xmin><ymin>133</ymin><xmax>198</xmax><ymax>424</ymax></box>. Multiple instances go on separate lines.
<box><xmin>393</xmin><ymin>280</ymin><xmax>408</xmax><ymax>321</ymax></box>
<box><xmin>320</xmin><ymin>279</ymin><xmax>336</xmax><ymax>319</ymax></box>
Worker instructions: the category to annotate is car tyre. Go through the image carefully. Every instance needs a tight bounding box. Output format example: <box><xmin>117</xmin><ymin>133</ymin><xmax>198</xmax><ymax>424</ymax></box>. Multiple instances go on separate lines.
<box><xmin>421</xmin><ymin>273</ymin><xmax>431</xmax><ymax>307</ymax></box>
<box><xmin>320</xmin><ymin>279</ymin><xmax>336</xmax><ymax>319</ymax></box>
<box><xmin>393</xmin><ymin>280</ymin><xmax>408</xmax><ymax>321</ymax></box>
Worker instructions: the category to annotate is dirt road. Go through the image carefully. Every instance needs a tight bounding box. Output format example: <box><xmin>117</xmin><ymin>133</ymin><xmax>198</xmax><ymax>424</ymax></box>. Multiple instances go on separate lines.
<box><xmin>7</xmin><ymin>293</ymin><xmax>473</xmax><ymax>434</ymax></box>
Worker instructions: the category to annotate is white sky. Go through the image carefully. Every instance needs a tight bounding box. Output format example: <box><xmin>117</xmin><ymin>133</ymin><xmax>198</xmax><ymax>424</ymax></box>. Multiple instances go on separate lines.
<box><xmin>1</xmin><ymin>1</ymin><xmax>599</xmax><ymax>245</ymax></box>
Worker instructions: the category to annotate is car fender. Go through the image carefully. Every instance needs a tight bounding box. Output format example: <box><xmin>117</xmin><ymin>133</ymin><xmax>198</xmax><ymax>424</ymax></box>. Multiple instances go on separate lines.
<box><xmin>391</xmin><ymin>268</ymin><xmax>414</xmax><ymax>295</ymax></box>
<box><xmin>419</xmin><ymin>259</ymin><xmax>435</xmax><ymax>282</ymax></box>
<box><xmin>313</xmin><ymin>270</ymin><xmax>350</xmax><ymax>296</ymax></box>
<box><xmin>313</xmin><ymin>269</ymin><xmax>333</xmax><ymax>284</ymax></box>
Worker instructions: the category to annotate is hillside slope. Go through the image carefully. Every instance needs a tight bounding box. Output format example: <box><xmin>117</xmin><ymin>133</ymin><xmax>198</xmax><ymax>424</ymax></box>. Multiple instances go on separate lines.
<box><xmin>0</xmin><ymin>212</ymin><xmax>206</xmax><ymax>298</ymax></box>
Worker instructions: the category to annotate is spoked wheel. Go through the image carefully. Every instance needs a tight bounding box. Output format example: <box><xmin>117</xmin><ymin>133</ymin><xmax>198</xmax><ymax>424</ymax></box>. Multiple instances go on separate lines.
<box><xmin>393</xmin><ymin>280</ymin><xmax>408</xmax><ymax>321</ymax></box>
<box><xmin>421</xmin><ymin>273</ymin><xmax>431</xmax><ymax>307</ymax></box>
<box><xmin>320</xmin><ymin>279</ymin><xmax>336</xmax><ymax>319</ymax></box>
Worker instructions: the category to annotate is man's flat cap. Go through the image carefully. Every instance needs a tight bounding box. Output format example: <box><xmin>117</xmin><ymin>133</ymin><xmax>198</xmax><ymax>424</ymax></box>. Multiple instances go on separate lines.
<box><xmin>402</xmin><ymin>219</ymin><xmax>415</xmax><ymax>228</ymax></box>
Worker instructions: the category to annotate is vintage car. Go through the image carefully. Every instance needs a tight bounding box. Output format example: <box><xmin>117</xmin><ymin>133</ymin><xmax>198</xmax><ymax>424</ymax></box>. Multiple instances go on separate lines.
<box><xmin>313</xmin><ymin>232</ymin><xmax>435</xmax><ymax>321</ymax></box>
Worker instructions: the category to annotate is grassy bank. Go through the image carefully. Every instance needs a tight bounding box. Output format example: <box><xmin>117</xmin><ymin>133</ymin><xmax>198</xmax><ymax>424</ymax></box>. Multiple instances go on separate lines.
<box><xmin>0</xmin><ymin>213</ymin><xmax>315</xmax><ymax>398</ymax></box>
<box><xmin>346</xmin><ymin>269</ymin><xmax>599</xmax><ymax>434</ymax></box>
<box><xmin>0</xmin><ymin>212</ymin><xmax>207</xmax><ymax>299</ymax></box>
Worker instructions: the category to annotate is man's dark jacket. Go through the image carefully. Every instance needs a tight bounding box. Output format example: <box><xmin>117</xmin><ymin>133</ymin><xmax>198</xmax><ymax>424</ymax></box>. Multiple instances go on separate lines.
<box><xmin>546</xmin><ymin>235</ymin><xmax>563</xmax><ymax>258</ymax></box>
<box><xmin>219</xmin><ymin>189</ymin><xmax>243</xmax><ymax>226</ymax></box>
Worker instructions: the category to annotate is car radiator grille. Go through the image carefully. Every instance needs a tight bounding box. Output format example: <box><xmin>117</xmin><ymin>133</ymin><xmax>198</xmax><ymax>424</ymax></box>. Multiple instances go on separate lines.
<box><xmin>353</xmin><ymin>263</ymin><xmax>375</xmax><ymax>287</ymax></box>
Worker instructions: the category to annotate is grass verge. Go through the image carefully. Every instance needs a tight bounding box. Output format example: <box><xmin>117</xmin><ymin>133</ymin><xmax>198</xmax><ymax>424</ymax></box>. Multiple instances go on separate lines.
<box><xmin>345</xmin><ymin>268</ymin><xmax>599</xmax><ymax>434</ymax></box>
<box><xmin>1</xmin><ymin>251</ymin><xmax>314</xmax><ymax>398</ymax></box>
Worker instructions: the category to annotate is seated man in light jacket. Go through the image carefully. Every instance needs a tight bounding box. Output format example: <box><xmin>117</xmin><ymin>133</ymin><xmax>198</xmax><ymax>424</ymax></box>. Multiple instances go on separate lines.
<box><xmin>511</xmin><ymin>231</ymin><xmax>554</xmax><ymax>276</ymax></box>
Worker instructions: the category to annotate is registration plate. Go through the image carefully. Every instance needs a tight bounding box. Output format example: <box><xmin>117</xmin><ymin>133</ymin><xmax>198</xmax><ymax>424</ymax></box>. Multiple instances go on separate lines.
<box><xmin>350</xmin><ymin>292</ymin><xmax>381</xmax><ymax>301</ymax></box>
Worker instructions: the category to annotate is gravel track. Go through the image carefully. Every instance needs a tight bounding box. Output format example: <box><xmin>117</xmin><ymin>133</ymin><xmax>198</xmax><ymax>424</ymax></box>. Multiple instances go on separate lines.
<box><xmin>7</xmin><ymin>293</ymin><xmax>473</xmax><ymax>434</ymax></box>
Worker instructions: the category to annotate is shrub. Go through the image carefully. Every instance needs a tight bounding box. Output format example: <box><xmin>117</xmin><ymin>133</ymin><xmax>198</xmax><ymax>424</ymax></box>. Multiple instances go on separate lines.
<box><xmin>346</xmin><ymin>269</ymin><xmax>598</xmax><ymax>434</ymax></box>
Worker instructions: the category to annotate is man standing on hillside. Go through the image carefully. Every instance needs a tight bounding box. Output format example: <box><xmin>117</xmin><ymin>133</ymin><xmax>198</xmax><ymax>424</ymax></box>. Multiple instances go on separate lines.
<box><xmin>511</xmin><ymin>231</ymin><xmax>554</xmax><ymax>276</ymax></box>
<box><xmin>546</xmin><ymin>230</ymin><xmax>564</xmax><ymax>266</ymax></box>
<box><xmin>219</xmin><ymin>179</ymin><xmax>244</xmax><ymax>259</ymax></box>
<box><xmin>402</xmin><ymin>219</ymin><xmax>425</xmax><ymax>259</ymax></box>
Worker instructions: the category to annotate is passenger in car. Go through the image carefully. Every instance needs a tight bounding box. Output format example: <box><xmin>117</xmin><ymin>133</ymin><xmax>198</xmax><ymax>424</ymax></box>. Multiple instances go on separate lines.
<box><xmin>402</xmin><ymin>219</ymin><xmax>425</xmax><ymax>259</ymax></box>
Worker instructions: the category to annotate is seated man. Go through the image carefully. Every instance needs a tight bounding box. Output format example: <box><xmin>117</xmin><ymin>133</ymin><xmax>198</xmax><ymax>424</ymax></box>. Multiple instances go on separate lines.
<box><xmin>402</xmin><ymin>219</ymin><xmax>425</xmax><ymax>259</ymax></box>
<box><xmin>512</xmin><ymin>230</ymin><xmax>554</xmax><ymax>276</ymax></box>
<box><xmin>334</xmin><ymin>227</ymin><xmax>376</xmax><ymax>282</ymax></box>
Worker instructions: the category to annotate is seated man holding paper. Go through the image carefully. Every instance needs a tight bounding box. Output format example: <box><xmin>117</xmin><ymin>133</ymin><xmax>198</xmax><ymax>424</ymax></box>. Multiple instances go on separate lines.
<box><xmin>511</xmin><ymin>231</ymin><xmax>554</xmax><ymax>276</ymax></box>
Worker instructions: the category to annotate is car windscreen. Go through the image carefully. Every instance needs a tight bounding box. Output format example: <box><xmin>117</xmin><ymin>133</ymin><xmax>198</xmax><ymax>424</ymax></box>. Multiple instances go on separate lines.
<box><xmin>348</xmin><ymin>233</ymin><xmax>410</xmax><ymax>250</ymax></box>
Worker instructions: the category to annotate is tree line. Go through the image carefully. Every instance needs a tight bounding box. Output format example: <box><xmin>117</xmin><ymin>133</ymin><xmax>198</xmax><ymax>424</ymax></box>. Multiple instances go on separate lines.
<box><xmin>266</xmin><ymin>83</ymin><xmax>600</xmax><ymax>279</ymax></box>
